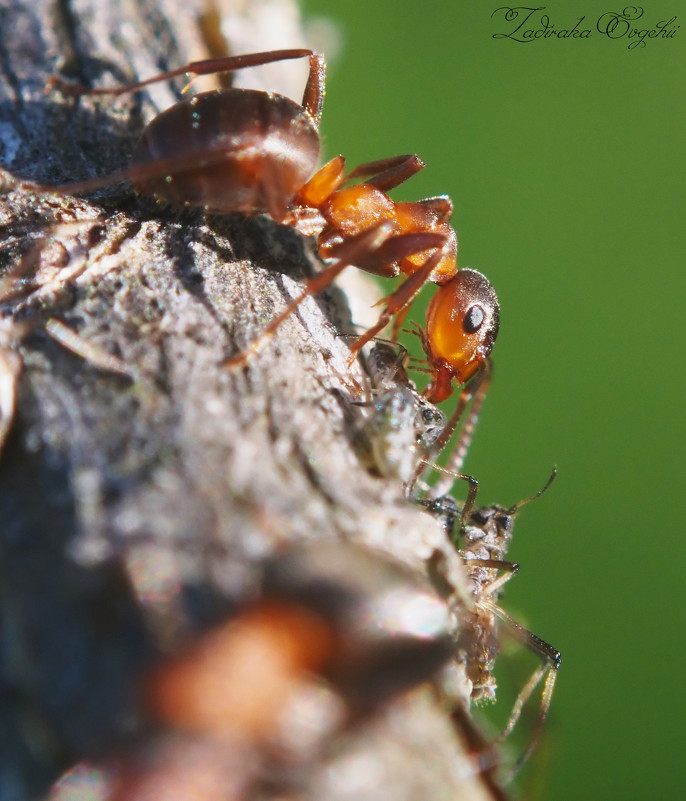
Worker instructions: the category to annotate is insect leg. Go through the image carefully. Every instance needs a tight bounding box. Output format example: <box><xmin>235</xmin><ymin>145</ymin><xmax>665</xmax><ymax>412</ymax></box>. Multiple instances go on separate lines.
<box><xmin>346</xmin><ymin>155</ymin><xmax>426</xmax><ymax>192</ymax></box>
<box><xmin>492</xmin><ymin>607</ymin><xmax>561</xmax><ymax>776</ymax></box>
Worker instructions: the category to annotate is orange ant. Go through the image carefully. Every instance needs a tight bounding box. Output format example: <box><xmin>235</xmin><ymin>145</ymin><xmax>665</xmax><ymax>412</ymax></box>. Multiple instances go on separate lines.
<box><xmin>39</xmin><ymin>49</ymin><xmax>499</xmax><ymax>404</ymax></box>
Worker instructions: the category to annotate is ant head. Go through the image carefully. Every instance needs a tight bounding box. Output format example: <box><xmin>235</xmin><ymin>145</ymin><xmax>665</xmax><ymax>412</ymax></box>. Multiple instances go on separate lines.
<box><xmin>423</xmin><ymin>269</ymin><xmax>499</xmax><ymax>402</ymax></box>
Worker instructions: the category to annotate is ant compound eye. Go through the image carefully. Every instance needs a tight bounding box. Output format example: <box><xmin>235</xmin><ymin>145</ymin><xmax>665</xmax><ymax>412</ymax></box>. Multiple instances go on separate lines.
<box><xmin>463</xmin><ymin>304</ymin><xmax>485</xmax><ymax>334</ymax></box>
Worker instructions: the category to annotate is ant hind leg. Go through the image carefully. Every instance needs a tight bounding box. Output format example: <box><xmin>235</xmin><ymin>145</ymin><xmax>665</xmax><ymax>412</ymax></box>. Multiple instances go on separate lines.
<box><xmin>50</xmin><ymin>49</ymin><xmax>324</xmax><ymax>117</ymax></box>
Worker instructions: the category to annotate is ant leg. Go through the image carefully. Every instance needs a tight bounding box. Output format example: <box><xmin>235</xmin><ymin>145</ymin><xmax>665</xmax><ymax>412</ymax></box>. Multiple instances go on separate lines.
<box><xmin>300</xmin><ymin>53</ymin><xmax>326</xmax><ymax>124</ymax></box>
<box><xmin>417</xmin><ymin>195</ymin><xmax>454</xmax><ymax>221</ymax></box>
<box><xmin>52</xmin><ymin>48</ymin><xmax>319</xmax><ymax>100</ymax></box>
<box><xmin>346</xmin><ymin>155</ymin><xmax>426</xmax><ymax>192</ymax></box>
<box><xmin>391</xmin><ymin>203</ymin><xmax>453</xmax><ymax>314</ymax></box>
<box><xmin>492</xmin><ymin>607</ymin><xmax>561</xmax><ymax>775</ymax></box>
<box><xmin>224</xmin><ymin>228</ymin><xmax>445</xmax><ymax>368</ymax></box>
<box><xmin>432</xmin><ymin>359</ymin><xmax>493</xmax><ymax>488</ymax></box>
<box><xmin>222</xmin><ymin>222</ymin><xmax>395</xmax><ymax>368</ymax></box>
<box><xmin>350</xmin><ymin>231</ymin><xmax>445</xmax><ymax>275</ymax></box>
<box><xmin>346</xmin><ymin>244</ymin><xmax>446</xmax><ymax>359</ymax></box>
<box><xmin>390</xmin><ymin>304</ymin><xmax>411</xmax><ymax>340</ymax></box>
<box><xmin>428</xmin><ymin>361</ymin><xmax>492</xmax><ymax>498</ymax></box>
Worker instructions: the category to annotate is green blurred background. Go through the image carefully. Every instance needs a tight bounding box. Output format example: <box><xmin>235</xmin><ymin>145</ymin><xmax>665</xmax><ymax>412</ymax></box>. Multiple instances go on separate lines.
<box><xmin>301</xmin><ymin>1</ymin><xmax>685</xmax><ymax>798</ymax></box>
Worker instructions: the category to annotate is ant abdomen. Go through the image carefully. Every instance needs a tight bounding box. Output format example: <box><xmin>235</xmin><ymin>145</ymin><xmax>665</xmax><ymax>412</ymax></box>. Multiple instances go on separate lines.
<box><xmin>131</xmin><ymin>89</ymin><xmax>320</xmax><ymax>220</ymax></box>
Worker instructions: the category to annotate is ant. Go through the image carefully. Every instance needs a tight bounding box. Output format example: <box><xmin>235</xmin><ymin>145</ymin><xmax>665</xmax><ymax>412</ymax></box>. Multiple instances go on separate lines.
<box><xmin>38</xmin><ymin>48</ymin><xmax>500</xmax><ymax>405</ymax></box>
<box><xmin>46</xmin><ymin>541</ymin><xmax>455</xmax><ymax>801</ymax></box>
<box><xmin>420</xmin><ymin>468</ymin><xmax>561</xmax><ymax>779</ymax></box>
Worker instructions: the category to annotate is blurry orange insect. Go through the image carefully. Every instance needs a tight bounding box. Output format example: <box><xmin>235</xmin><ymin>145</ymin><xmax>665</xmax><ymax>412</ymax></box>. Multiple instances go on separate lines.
<box><xmin>48</xmin><ymin>542</ymin><xmax>456</xmax><ymax>801</ymax></box>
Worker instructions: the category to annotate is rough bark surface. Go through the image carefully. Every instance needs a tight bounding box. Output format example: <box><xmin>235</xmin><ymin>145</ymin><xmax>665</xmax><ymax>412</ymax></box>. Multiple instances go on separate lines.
<box><xmin>0</xmin><ymin>2</ymin><xmax>505</xmax><ymax>800</ymax></box>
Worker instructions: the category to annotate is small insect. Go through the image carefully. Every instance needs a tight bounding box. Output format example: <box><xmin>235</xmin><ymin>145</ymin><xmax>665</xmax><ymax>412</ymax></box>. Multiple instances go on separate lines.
<box><xmin>37</xmin><ymin>49</ymin><xmax>499</xmax><ymax>404</ymax></box>
<box><xmin>46</xmin><ymin>542</ymin><xmax>454</xmax><ymax>801</ymax></box>
<box><xmin>421</xmin><ymin>468</ymin><xmax>560</xmax><ymax>778</ymax></box>
<box><xmin>351</xmin><ymin>340</ymin><xmax>446</xmax><ymax>486</ymax></box>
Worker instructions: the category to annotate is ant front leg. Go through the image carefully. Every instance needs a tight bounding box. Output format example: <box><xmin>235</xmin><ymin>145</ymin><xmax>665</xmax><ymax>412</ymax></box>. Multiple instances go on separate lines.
<box><xmin>420</xmin><ymin>361</ymin><xmax>491</xmax><ymax>499</ymax></box>
<box><xmin>428</xmin><ymin>361</ymin><xmax>492</xmax><ymax>498</ymax></box>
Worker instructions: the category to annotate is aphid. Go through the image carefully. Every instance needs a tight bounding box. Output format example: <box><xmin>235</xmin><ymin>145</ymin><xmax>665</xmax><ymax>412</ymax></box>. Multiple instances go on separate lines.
<box><xmin>351</xmin><ymin>340</ymin><xmax>446</xmax><ymax>486</ymax></box>
<box><xmin>421</xmin><ymin>469</ymin><xmax>560</xmax><ymax>777</ymax></box>
<box><xmin>39</xmin><ymin>49</ymin><xmax>499</xmax><ymax>403</ymax></box>
<box><xmin>47</xmin><ymin>541</ymin><xmax>454</xmax><ymax>801</ymax></box>
<box><xmin>367</xmin><ymin>340</ymin><xmax>447</xmax><ymax>448</ymax></box>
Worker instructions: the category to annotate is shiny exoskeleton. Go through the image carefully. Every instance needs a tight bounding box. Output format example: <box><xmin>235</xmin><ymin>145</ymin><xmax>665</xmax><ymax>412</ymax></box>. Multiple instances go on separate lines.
<box><xmin>44</xmin><ymin>49</ymin><xmax>499</xmax><ymax>403</ymax></box>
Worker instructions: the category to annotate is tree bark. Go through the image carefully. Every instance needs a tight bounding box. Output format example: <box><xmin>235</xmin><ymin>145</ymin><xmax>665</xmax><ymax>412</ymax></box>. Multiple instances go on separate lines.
<box><xmin>0</xmin><ymin>2</ymin><xmax>504</xmax><ymax>800</ymax></box>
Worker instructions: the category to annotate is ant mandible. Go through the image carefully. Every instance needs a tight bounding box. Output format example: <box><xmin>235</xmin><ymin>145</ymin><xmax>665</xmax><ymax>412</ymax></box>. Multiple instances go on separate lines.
<box><xmin>43</xmin><ymin>49</ymin><xmax>499</xmax><ymax>403</ymax></box>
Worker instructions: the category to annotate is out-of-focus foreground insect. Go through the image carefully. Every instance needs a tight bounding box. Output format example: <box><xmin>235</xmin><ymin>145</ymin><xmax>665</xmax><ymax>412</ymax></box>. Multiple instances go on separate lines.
<box><xmin>420</xmin><ymin>469</ymin><xmax>561</xmax><ymax>778</ymax></box>
<box><xmin>35</xmin><ymin>48</ymin><xmax>499</xmax><ymax>405</ymax></box>
<box><xmin>47</xmin><ymin>542</ymin><xmax>460</xmax><ymax>801</ymax></box>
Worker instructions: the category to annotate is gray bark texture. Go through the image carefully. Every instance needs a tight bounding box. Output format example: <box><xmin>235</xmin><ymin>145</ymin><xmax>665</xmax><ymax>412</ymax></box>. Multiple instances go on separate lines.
<box><xmin>0</xmin><ymin>2</ymin><xmax>507</xmax><ymax>800</ymax></box>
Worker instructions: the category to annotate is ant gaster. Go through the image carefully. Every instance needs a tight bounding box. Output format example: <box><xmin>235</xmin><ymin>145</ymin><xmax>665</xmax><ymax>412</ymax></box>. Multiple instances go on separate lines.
<box><xmin>42</xmin><ymin>49</ymin><xmax>499</xmax><ymax>404</ymax></box>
